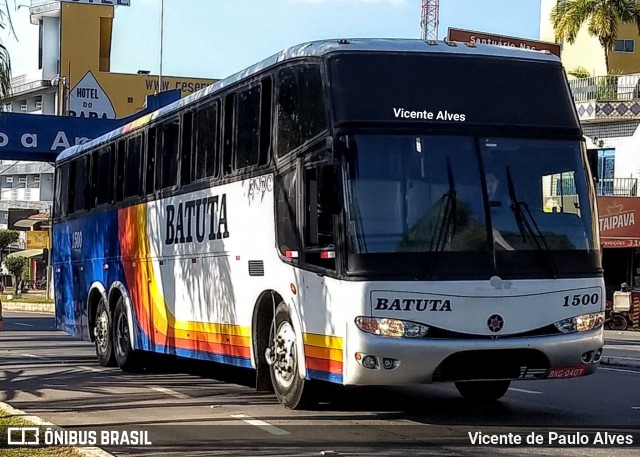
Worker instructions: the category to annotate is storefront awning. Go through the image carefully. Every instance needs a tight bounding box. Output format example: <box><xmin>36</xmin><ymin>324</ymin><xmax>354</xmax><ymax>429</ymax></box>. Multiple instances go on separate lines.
<box><xmin>598</xmin><ymin>196</ymin><xmax>640</xmax><ymax>248</ymax></box>
<box><xmin>6</xmin><ymin>249</ymin><xmax>44</xmax><ymax>259</ymax></box>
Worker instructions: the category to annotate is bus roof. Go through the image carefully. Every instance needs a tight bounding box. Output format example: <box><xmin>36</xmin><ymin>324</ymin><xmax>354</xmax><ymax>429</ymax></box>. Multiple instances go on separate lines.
<box><xmin>57</xmin><ymin>38</ymin><xmax>560</xmax><ymax>162</ymax></box>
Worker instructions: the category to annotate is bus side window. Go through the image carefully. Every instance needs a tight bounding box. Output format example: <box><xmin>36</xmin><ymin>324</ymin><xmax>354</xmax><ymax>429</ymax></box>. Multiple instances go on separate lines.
<box><xmin>303</xmin><ymin>163</ymin><xmax>337</xmax><ymax>269</ymax></box>
<box><xmin>259</xmin><ymin>77</ymin><xmax>272</xmax><ymax>166</ymax></box>
<box><xmin>180</xmin><ymin>111</ymin><xmax>194</xmax><ymax>186</ymax></box>
<box><xmin>125</xmin><ymin>135</ymin><xmax>143</xmax><ymax>198</ymax></box>
<box><xmin>275</xmin><ymin>166</ymin><xmax>299</xmax><ymax>261</ymax></box>
<box><xmin>54</xmin><ymin>162</ymin><xmax>69</xmax><ymax>218</ymax></box>
<box><xmin>146</xmin><ymin>127</ymin><xmax>157</xmax><ymax>195</ymax></box>
<box><xmin>67</xmin><ymin>160</ymin><xmax>76</xmax><ymax>215</ymax></box>
<box><xmin>276</xmin><ymin>64</ymin><xmax>327</xmax><ymax>157</ymax></box>
<box><xmin>96</xmin><ymin>147</ymin><xmax>111</xmax><ymax>206</ymax></box>
<box><xmin>115</xmin><ymin>139</ymin><xmax>126</xmax><ymax>202</ymax></box>
<box><xmin>193</xmin><ymin>103</ymin><xmax>218</xmax><ymax>180</ymax></box>
<box><xmin>235</xmin><ymin>85</ymin><xmax>261</xmax><ymax>171</ymax></box>
<box><xmin>90</xmin><ymin>151</ymin><xmax>99</xmax><ymax>209</ymax></box>
<box><xmin>223</xmin><ymin>94</ymin><xmax>235</xmax><ymax>176</ymax></box>
<box><xmin>159</xmin><ymin>118</ymin><xmax>180</xmax><ymax>190</ymax></box>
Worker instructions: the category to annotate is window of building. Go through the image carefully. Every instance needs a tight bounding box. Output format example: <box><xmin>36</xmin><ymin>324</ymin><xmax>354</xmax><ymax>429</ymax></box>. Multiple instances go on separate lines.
<box><xmin>6</xmin><ymin>177</ymin><xmax>12</xmax><ymax>183</ymax></box>
<box><xmin>615</xmin><ymin>39</ymin><xmax>635</xmax><ymax>53</ymax></box>
<box><xmin>18</xmin><ymin>177</ymin><xmax>27</xmax><ymax>184</ymax></box>
<box><xmin>34</xmin><ymin>176</ymin><xmax>41</xmax><ymax>183</ymax></box>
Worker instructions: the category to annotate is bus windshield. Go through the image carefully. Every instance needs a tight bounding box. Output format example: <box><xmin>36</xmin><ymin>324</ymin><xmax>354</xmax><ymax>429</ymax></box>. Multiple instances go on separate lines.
<box><xmin>344</xmin><ymin>135</ymin><xmax>598</xmax><ymax>279</ymax></box>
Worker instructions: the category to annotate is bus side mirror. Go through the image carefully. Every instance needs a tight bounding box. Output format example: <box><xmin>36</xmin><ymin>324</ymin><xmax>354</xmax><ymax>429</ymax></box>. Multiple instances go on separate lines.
<box><xmin>586</xmin><ymin>149</ymin><xmax>599</xmax><ymax>183</ymax></box>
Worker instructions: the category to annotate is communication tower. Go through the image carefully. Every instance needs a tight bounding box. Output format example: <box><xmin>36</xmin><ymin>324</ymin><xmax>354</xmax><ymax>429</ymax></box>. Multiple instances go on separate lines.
<box><xmin>421</xmin><ymin>0</ymin><xmax>440</xmax><ymax>41</ymax></box>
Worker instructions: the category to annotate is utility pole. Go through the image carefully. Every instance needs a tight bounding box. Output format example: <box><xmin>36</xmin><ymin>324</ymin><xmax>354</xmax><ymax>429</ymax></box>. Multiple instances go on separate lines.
<box><xmin>158</xmin><ymin>0</ymin><xmax>164</xmax><ymax>93</ymax></box>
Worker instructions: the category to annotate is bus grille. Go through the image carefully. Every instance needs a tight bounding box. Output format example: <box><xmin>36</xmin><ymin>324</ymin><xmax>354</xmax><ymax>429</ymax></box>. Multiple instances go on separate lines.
<box><xmin>425</xmin><ymin>324</ymin><xmax>562</xmax><ymax>339</ymax></box>
<box><xmin>432</xmin><ymin>349</ymin><xmax>550</xmax><ymax>382</ymax></box>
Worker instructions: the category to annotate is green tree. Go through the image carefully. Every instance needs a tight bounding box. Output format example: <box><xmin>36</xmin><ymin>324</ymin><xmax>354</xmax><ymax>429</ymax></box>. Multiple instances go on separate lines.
<box><xmin>4</xmin><ymin>255</ymin><xmax>27</xmax><ymax>295</ymax></box>
<box><xmin>0</xmin><ymin>228</ymin><xmax>19</xmax><ymax>268</ymax></box>
<box><xmin>0</xmin><ymin>1</ymin><xmax>14</xmax><ymax>98</ymax></box>
<box><xmin>551</xmin><ymin>0</ymin><xmax>640</xmax><ymax>73</ymax></box>
<box><xmin>568</xmin><ymin>66</ymin><xmax>591</xmax><ymax>78</ymax></box>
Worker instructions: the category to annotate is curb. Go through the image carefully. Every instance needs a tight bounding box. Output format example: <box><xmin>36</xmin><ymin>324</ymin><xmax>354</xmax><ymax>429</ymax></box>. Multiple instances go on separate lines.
<box><xmin>0</xmin><ymin>402</ymin><xmax>114</xmax><ymax>457</ymax></box>
<box><xmin>601</xmin><ymin>356</ymin><xmax>640</xmax><ymax>369</ymax></box>
<box><xmin>2</xmin><ymin>302</ymin><xmax>54</xmax><ymax>314</ymax></box>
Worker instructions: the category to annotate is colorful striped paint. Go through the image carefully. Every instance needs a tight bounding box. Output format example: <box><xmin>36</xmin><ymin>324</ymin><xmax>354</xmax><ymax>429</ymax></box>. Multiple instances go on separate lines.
<box><xmin>118</xmin><ymin>204</ymin><xmax>252</xmax><ymax>363</ymax></box>
<box><xmin>303</xmin><ymin>332</ymin><xmax>343</xmax><ymax>384</ymax></box>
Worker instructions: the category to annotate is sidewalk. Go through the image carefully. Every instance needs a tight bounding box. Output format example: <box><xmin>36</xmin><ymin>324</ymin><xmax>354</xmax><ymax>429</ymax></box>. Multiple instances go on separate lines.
<box><xmin>602</xmin><ymin>329</ymin><xmax>640</xmax><ymax>369</ymax></box>
<box><xmin>2</xmin><ymin>289</ymin><xmax>54</xmax><ymax>313</ymax></box>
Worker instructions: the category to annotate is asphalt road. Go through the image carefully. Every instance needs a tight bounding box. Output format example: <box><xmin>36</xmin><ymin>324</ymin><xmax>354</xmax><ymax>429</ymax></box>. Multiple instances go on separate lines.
<box><xmin>1</xmin><ymin>311</ymin><xmax>640</xmax><ymax>457</ymax></box>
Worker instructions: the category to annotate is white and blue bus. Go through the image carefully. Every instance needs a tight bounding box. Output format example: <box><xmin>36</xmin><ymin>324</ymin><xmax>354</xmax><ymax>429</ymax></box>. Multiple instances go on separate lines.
<box><xmin>53</xmin><ymin>39</ymin><xmax>604</xmax><ymax>409</ymax></box>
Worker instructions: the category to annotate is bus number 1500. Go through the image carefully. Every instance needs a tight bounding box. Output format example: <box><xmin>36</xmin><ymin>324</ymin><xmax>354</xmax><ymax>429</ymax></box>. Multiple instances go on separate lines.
<box><xmin>71</xmin><ymin>231</ymin><xmax>83</xmax><ymax>250</ymax></box>
<box><xmin>563</xmin><ymin>293</ymin><xmax>599</xmax><ymax>307</ymax></box>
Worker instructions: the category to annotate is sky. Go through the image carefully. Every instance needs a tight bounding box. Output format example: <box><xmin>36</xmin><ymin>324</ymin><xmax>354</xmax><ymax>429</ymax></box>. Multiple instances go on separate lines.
<box><xmin>2</xmin><ymin>0</ymin><xmax>542</xmax><ymax>80</ymax></box>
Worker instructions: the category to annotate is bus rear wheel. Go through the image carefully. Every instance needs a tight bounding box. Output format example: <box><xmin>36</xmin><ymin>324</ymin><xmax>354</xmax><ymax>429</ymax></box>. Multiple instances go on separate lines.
<box><xmin>112</xmin><ymin>296</ymin><xmax>141</xmax><ymax>372</ymax></box>
<box><xmin>268</xmin><ymin>303</ymin><xmax>316</xmax><ymax>409</ymax></box>
<box><xmin>455</xmin><ymin>380</ymin><xmax>511</xmax><ymax>402</ymax></box>
<box><xmin>94</xmin><ymin>298</ymin><xmax>116</xmax><ymax>367</ymax></box>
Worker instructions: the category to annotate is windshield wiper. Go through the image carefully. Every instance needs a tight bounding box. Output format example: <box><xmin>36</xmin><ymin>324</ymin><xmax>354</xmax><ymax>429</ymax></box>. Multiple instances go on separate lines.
<box><xmin>430</xmin><ymin>157</ymin><xmax>457</xmax><ymax>253</ymax></box>
<box><xmin>505</xmin><ymin>167</ymin><xmax>558</xmax><ymax>279</ymax></box>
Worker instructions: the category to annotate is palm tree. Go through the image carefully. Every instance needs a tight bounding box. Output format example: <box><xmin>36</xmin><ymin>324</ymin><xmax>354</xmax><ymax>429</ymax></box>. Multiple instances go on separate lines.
<box><xmin>551</xmin><ymin>0</ymin><xmax>640</xmax><ymax>73</ymax></box>
<box><xmin>0</xmin><ymin>0</ymin><xmax>13</xmax><ymax>99</ymax></box>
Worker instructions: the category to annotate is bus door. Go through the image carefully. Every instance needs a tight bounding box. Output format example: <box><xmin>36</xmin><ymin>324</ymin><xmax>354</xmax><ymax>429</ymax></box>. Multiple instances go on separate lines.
<box><xmin>297</xmin><ymin>153</ymin><xmax>342</xmax><ymax>329</ymax></box>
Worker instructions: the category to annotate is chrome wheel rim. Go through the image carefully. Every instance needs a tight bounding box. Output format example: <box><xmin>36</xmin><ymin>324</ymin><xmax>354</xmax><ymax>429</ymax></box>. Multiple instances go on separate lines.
<box><xmin>95</xmin><ymin>309</ymin><xmax>109</xmax><ymax>355</ymax></box>
<box><xmin>273</xmin><ymin>321</ymin><xmax>297</xmax><ymax>389</ymax></box>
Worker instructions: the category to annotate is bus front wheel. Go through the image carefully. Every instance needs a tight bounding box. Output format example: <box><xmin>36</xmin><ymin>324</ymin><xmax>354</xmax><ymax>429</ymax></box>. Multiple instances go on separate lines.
<box><xmin>94</xmin><ymin>298</ymin><xmax>116</xmax><ymax>367</ymax></box>
<box><xmin>455</xmin><ymin>380</ymin><xmax>511</xmax><ymax>402</ymax></box>
<box><xmin>112</xmin><ymin>296</ymin><xmax>140</xmax><ymax>372</ymax></box>
<box><xmin>268</xmin><ymin>303</ymin><xmax>316</xmax><ymax>409</ymax></box>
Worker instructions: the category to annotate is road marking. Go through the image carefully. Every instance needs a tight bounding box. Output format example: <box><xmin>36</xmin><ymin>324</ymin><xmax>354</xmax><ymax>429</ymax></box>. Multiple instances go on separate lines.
<box><xmin>600</xmin><ymin>367</ymin><xmax>640</xmax><ymax>374</ymax></box>
<box><xmin>508</xmin><ymin>388</ymin><xmax>543</xmax><ymax>394</ymax></box>
<box><xmin>78</xmin><ymin>366</ymin><xmax>103</xmax><ymax>373</ymax></box>
<box><xmin>150</xmin><ymin>386</ymin><xmax>190</xmax><ymax>400</ymax></box>
<box><xmin>14</xmin><ymin>323</ymin><xmax>33</xmax><ymax>327</ymax></box>
<box><xmin>21</xmin><ymin>353</ymin><xmax>47</xmax><ymax>360</ymax></box>
<box><xmin>231</xmin><ymin>414</ymin><xmax>291</xmax><ymax>436</ymax></box>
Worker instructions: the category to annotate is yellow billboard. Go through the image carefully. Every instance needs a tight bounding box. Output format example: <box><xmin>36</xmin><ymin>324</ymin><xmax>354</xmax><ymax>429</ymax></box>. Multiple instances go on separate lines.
<box><xmin>27</xmin><ymin>231</ymin><xmax>50</xmax><ymax>249</ymax></box>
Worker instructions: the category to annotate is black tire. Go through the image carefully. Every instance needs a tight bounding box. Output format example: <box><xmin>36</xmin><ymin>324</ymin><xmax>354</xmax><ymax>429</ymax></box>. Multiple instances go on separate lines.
<box><xmin>455</xmin><ymin>380</ymin><xmax>511</xmax><ymax>402</ymax></box>
<box><xmin>268</xmin><ymin>303</ymin><xmax>316</xmax><ymax>409</ymax></box>
<box><xmin>112</xmin><ymin>296</ymin><xmax>141</xmax><ymax>372</ymax></box>
<box><xmin>94</xmin><ymin>297</ymin><xmax>116</xmax><ymax>367</ymax></box>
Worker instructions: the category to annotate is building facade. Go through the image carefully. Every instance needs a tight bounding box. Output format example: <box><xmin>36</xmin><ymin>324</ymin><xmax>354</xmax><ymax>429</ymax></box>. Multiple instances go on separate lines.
<box><xmin>0</xmin><ymin>0</ymin><xmax>216</xmax><ymax>288</ymax></box>
<box><xmin>540</xmin><ymin>0</ymin><xmax>640</xmax><ymax>77</ymax></box>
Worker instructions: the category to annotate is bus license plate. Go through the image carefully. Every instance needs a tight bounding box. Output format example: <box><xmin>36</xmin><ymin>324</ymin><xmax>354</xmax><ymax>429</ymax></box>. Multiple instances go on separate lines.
<box><xmin>547</xmin><ymin>365</ymin><xmax>587</xmax><ymax>379</ymax></box>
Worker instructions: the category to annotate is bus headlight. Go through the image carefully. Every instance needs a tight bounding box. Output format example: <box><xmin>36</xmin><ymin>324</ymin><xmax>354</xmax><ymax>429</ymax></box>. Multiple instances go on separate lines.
<box><xmin>554</xmin><ymin>312</ymin><xmax>605</xmax><ymax>333</ymax></box>
<box><xmin>355</xmin><ymin>316</ymin><xmax>429</xmax><ymax>338</ymax></box>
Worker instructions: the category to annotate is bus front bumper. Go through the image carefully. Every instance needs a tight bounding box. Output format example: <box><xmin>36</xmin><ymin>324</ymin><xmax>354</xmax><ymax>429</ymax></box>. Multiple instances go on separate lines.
<box><xmin>343</xmin><ymin>328</ymin><xmax>604</xmax><ymax>386</ymax></box>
